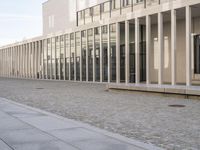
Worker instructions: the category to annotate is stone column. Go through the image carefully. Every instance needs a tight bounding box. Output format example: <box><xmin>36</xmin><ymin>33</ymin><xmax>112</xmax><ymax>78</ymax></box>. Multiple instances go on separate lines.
<box><xmin>186</xmin><ymin>6</ymin><xmax>192</xmax><ymax>86</ymax></box>
<box><xmin>171</xmin><ymin>9</ymin><xmax>177</xmax><ymax>86</ymax></box>
<box><xmin>80</xmin><ymin>32</ymin><xmax>83</xmax><ymax>82</ymax></box>
<box><xmin>135</xmin><ymin>18</ymin><xmax>140</xmax><ymax>84</ymax></box>
<box><xmin>116</xmin><ymin>22</ymin><xmax>120</xmax><ymax>84</ymax></box>
<box><xmin>86</xmin><ymin>30</ymin><xmax>89</xmax><ymax>82</ymax></box>
<box><xmin>158</xmin><ymin>12</ymin><xmax>164</xmax><ymax>85</ymax></box>
<box><xmin>108</xmin><ymin>24</ymin><xmax>111</xmax><ymax>83</ymax></box>
<box><xmin>93</xmin><ymin>28</ymin><xmax>96</xmax><ymax>82</ymax></box>
<box><xmin>100</xmin><ymin>26</ymin><xmax>103</xmax><ymax>83</ymax></box>
<box><xmin>146</xmin><ymin>15</ymin><xmax>151</xmax><ymax>85</ymax></box>
<box><xmin>125</xmin><ymin>20</ymin><xmax>130</xmax><ymax>84</ymax></box>
<box><xmin>74</xmin><ymin>33</ymin><xmax>77</xmax><ymax>81</ymax></box>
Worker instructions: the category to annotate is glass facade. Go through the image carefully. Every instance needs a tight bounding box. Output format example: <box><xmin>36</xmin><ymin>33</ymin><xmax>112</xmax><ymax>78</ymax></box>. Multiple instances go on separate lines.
<box><xmin>94</xmin><ymin>27</ymin><xmax>100</xmax><ymax>82</ymax></box>
<box><xmin>81</xmin><ymin>31</ymin><xmax>87</xmax><ymax>81</ymax></box>
<box><xmin>55</xmin><ymin>36</ymin><xmax>60</xmax><ymax>79</ymax></box>
<box><xmin>52</xmin><ymin>37</ymin><xmax>55</xmax><ymax>79</ymax></box>
<box><xmin>110</xmin><ymin>24</ymin><xmax>116</xmax><ymax>82</ymax></box>
<box><xmin>129</xmin><ymin>24</ymin><xmax>135</xmax><ymax>83</ymax></box>
<box><xmin>88</xmin><ymin>29</ymin><xmax>93</xmax><ymax>81</ymax></box>
<box><xmin>140</xmin><ymin>25</ymin><xmax>146</xmax><ymax>82</ymax></box>
<box><xmin>65</xmin><ymin>34</ymin><xmax>70</xmax><ymax>80</ymax></box>
<box><xmin>60</xmin><ymin>36</ymin><xmax>65</xmax><ymax>80</ymax></box>
<box><xmin>194</xmin><ymin>35</ymin><xmax>200</xmax><ymax>74</ymax></box>
<box><xmin>120</xmin><ymin>23</ymin><xmax>125</xmax><ymax>83</ymax></box>
<box><xmin>76</xmin><ymin>32</ymin><xmax>81</xmax><ymax>81</ymax></box>
<box><xmin>70</xmin><ymin>33</ymin><xmax>75</xmax><ymax>80</ymax></box>
<box><xmin>102</xmin><ymin>25</ymin><xmax>108</xmax><ymax>82</ymax></box>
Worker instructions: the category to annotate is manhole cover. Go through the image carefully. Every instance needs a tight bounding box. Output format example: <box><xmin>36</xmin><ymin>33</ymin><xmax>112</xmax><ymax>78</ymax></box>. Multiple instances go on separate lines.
<box><xmin>36</xmin><ymin>88</ymin><xmax>44</xmax><ymax>90</ymax></box>
<box><xmin>168</xmin><ymin>104</ymin><xmax>186</xmax><ymax>108</ymax></box>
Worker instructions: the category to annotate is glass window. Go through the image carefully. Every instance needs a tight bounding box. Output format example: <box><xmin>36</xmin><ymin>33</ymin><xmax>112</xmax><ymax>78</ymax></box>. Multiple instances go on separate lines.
<box><xmin>110</xmin><ymin>24</ymin><xmax>116</xmax><ymax>82</ymax></box>
<box><xmin>47</xmin><ymin>38</ymin><xmax>51</xmax><ymax>79</ymax></box>
<box><xmin>102</xmin><ymin>25</ymin><xmax>108</xmax><ymax>82</ymax></box>
<box><xmin>60</xmin><ymin>35</ymin><xmax>64</xmax><ymax>80</ymax></box>
<box><xmin>93</xmin><ymin>5</ymin><xmax>100</xmax><ymax>16</ymax></box>
<box><xmin>95</xmin><ymin>27</ymin><xmax>100</xmax><ymax>82</ymax></box>
<box><xmin>81</xmin><ymin>31</ymin><xmax>87</xmax><ymax>81</ymax></box>
<box><xmin>65</xmin><ymin>34</ymin><xmax>70</xmax><ymax>80</ymax></box>
<box><xmin>55</xmin><ymin>36</ymin><xmax>60</xmax><ymax>79</ymax></box>
<box><xmin>129</xmin><ymin>24</ymin><xmax>135</xmax><ymax>83</ymax></box>
<box><xmin>194</xmin><ymin>35</ymin><xmax>200</xmax><ymax>74</ymax></box>
<box><xmin>51</xmin><ymin>37</ymin><xmax>55</xmax><ymax>79</ymax></box>
<box><xmin>88</xmin><ymin>29</ymin><xmax>93</xmax><ymax>81</ymax></box>
<box><xmin>120</xmin><ymin>23</ymin><xmax>126</xmax><ymax>83</ymax></box>
<box><xmin>102</xmin><ymin>2</ymin><xmax>110</xmax><ymax>12</ymax></box>
<box><xmin>43</xmin><ymin>40</ymin><xmax>47</xmax><ymax>79</ymax></box>
<box><xmin>76</xmin><ymin>32</ymin><xmax>81</xmax><ymax>81</ymax></box>
<box><xmin>70</xmin><ymin>33</ymin><xmax>75</xmax><ymax>80</ymax></box>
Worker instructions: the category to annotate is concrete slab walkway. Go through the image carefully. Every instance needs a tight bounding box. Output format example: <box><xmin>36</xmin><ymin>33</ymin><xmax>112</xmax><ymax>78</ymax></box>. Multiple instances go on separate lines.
<box><xmin>0</xmin><ymin>97</ymin><xmax>163</xmax><ymax>150</ymax></box>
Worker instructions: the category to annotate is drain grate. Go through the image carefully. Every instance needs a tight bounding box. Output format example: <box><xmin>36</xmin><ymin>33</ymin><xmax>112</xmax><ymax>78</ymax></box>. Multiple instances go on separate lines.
<box><xmin>168</xmin><ymin>104</ymin><xmax>186</xmax><ymax>108</ymax></box>
<box><xmin>36</xmin><ymin>88</ymin><xmax>44</xmax><ymax>90</ymax></box>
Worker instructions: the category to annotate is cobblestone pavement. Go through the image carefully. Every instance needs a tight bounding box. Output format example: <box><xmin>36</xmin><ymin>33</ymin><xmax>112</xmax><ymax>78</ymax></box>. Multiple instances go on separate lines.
<box><xmin>0</xmin><ymin>77</ymin><xmax>199</xmax><ymax>150</ymax></box>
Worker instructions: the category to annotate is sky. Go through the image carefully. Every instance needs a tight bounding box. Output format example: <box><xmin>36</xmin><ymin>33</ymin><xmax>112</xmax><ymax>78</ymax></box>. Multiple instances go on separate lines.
<box><xmin>0</xmin><ymin>0</ymin><xmax>46</xmax><ymax>46</ymax></box>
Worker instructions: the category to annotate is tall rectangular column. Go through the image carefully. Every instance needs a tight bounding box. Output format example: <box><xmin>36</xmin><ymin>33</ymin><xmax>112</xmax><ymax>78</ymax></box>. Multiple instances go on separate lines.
<box><xmin>74</xmin><ymin>33</ymin><xmax>77</xmax><ymax>81</ymax></box>
<box><xmin>146</xmin><ymin>15</ymin><xmax>151</xmax><ymax>85</ymax></box>
<box><xmin>158</xmin><ymin>12</ymin><xmax>164</xmax><ymax>85</ymax></box>
<box><xmin>135</xmin><ymin>18</ymin><xmax>140</xmax><ymax>84</ymax></box>
<box><xmin>86</xmin><ymin>30</ymin><xmax>88</xmax><ymax>82</ymax></box>
<box><xmin>125</xmin><ymin>20</ymin><xmax>130</xmax><ymax>84</ymax></box>
<box><xmin>108</xmin><ymin>24</ymin><xmax>111</xmax><ymax>83</ymax></box>
<box><xmin>116</xmin><ymin>22</ymin><xmax>120</xmax><ymax>84</ymax></box>
<box><xmin>93</xmin><ymin>28</ymin><xmax>96</xmax><ymax>82</ymax></box>
<box><xmin>80</xmin><ymin>32</ymin><xmax>82</xmax><ymax>82</ymax></box>
<box><xmin>100</xmin><ymin>27</ymin><xmax>103</xmax><ymax>83</ymax></box>
<box><xmin>186</xmin><ymin>6</ymin><xmax>192</xmax><ymax>86</ymax></box>
<box><xmin>171</xmin><ymin>9</ymin><xmax>177</xmax><ymax>86</ymax></box>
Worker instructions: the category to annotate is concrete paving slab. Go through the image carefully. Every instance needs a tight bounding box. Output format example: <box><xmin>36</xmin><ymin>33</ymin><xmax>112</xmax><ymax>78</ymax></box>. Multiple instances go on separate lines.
<box><xmin>20</xmin><ymin>116</ymin><xmax>81</xmax><ymax>131</ymax></box>
<box><xmin>12</xmin><ymin>140</ymin><xmax>79</xmax><ymax>150</ymax></box>
<box><xmin>0</xmin><ymin>101</ymin><xmax>46</xmax><ymax>118</ymax></box>
<box><xmin>0</xmin><ymin>128</ymin><xmax>56</xmax><ymax>146</ymax></box>
<box><xmin>0</xmin><ymin>117</ymin><xmax>32</xmax><ymax>132</ymax></box>
<box><xmin>0</xmin><ymin>140</ymin><xmax>12</xmax><ymax>150</ymax></box>
<box><xmin>50</xmin><ymin>128</ymin><xmax>144</xmax><ymax>150</ymax></box>
<box><xmin>0</xmin><ymin>98</ymin><xmax>164</xmax><ymax>150</ymax></box>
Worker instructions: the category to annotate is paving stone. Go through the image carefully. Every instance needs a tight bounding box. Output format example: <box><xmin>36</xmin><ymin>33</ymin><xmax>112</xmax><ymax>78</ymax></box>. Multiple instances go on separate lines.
<box><xmin>0</xmin><ymin>128</ymin><xmax>56</xmax><ymax>146</ymax></box>
<box><xmin>20</xmin><ymin>116</ymin><xmax>80</xmax><ymax>131</ymax></box>
<box><xmin>50</xmin><ymin>128</ymin><xmax>144</xmax><ymax>150</ymax></box>
<box><xmin>0</xmin><ymin>140</ymin><xmax>12</xmax><ymax>150</ymax></box>
<box><xmin>12</xmin><ymin>140</ymin><xmax>79</xmax><ymax>150</ymax></box>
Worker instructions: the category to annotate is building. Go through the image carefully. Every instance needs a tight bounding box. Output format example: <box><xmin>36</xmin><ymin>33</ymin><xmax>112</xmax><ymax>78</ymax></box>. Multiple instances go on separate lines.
<box><xmin>1</xmin><ymin>0</ymin><xmax>200</xmax><ymax>95</ymax></box>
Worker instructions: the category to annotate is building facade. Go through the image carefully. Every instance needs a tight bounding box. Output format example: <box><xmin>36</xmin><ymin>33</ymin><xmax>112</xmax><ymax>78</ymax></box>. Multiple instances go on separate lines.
<box><xmin>1</xmin><ymin>0</ymin><xmax>200</xmax><ymax>94</ymax></box>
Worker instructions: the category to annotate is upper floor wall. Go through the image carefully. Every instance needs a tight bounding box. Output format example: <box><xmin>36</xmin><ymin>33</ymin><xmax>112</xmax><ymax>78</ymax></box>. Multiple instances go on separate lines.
<box><xmin>43</xmin><ymin>0</ymin><xmax>107</xmax><ymax>36</ymax></box>
<box><xmin>77</xmin><ymin>0</ymin><xmax>173</xmax><ymax>26</ymax></box>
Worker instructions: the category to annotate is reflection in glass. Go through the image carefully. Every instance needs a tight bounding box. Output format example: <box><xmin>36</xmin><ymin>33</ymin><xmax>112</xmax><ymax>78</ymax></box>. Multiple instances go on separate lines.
<box><xmin>43</xmin><ymin>39</ymin><xmax>47</xmax><ymax>79</ymax></box>
<box><xmin>76</xmin><ymin>32</ymin><xmax>81</xmax><ymax>81</ymax></box>
<box><xmin>65</xmin><ymin>34</ymin><xmax>70</xmax><ymax>80</ymax></box>
<box><xmin>81</xmin><ymin>31</ymin><xmax>87</xmax><ymax>81</ymax></box>
<box><xmin>95</xmin><ymin>27</ymin><xmax>100</xmax><ymax>82</ymax></box>
<box><xmin>120</xmin><ymin>23</ymin><xmax>125</xmax><ymax>82</ymax></box>
<box><xmin>140</xmin><ymin>25</ymin><xmax>146</xmax><ymax>82</ymax></box>
<box><xmin>70</xmin><ymin>33</ymin><xmax>75</xmax><ymax>80</ymax></box>
<box><xmin>55</xmin><ymin>36</ymin><xmax>60</xmax><ymax>79</ymax></box>
<box><xmin>110</xmin><ymin>24</ymin><xmax>116</xmax><ymax>82</ymax></box>
<box><xmin>129</xmin><ymin>24</ymin><xmax>135</xmax><ymax>83</ymax></box>
<box><xmin>51</xmin><ymin>38</ymin><xmax>55</xmax><ymax>79</ymax></box>
<box><xmin>102</xmin><ymin>25</ymin><xmax>108</xmax><ymax>82</ymax></box>
<box><xmin>60</xmin><ymin>35</ymin><xmax>64</xmax><ymax>80</ymax></box>
<box><xmin>88</xmin><ymin>29</ymin><xmax>93</xmax><ymax>81</ymax></box>
<box><xmin>47</xmin><ymin>38</ymin><xmax>51</xmax><ymax>79</ymax></box>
